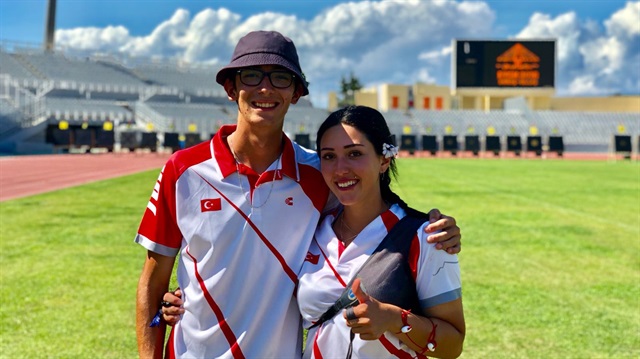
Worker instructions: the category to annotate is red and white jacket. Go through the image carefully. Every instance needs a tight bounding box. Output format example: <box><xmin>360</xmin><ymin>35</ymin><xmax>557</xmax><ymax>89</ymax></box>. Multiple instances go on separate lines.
<box><xmin>297</xmin><ymin>204</ymin><xmax>461</xmax><ymax>359</ymax></box>
<box><xmin>136</xmin><ymin>125</ymin><xmax>330</xmax><ymax>359</ymax></box>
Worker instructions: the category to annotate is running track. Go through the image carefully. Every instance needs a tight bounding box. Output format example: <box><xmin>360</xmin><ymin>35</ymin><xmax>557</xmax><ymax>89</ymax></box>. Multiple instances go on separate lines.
<box><xmin>0</xmin><ymin>152</ymin><xmax>170</xmax><ymax>202</ymax></box>
<box><xmin>0</xmin><ymin>151</ymin><xmax>626</xmax><ymax>202</ymax></box>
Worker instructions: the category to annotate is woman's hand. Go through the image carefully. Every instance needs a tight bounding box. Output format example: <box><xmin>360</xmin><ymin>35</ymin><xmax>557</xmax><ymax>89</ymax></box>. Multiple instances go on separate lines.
<box><xmin>343</xmin><ymin>278</ymin><xmax>400</xmax><ymax>340</ymax></box>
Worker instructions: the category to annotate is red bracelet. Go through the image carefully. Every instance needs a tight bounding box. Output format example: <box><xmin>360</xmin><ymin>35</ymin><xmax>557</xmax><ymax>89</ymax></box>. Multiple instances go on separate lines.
<box><xmin>397</xmin><ymin>310</ymin><xmax>438</xmax><ymax>354</ymax></box>
<box><xmin>424</xmin><ymin>317</ymin><xmax>438</xmax><ymax>352</ymax></box>
<box><xmin>398</xmin><ymin>309</ymin><xmax>412</xmax><ymax>333</ymax></box>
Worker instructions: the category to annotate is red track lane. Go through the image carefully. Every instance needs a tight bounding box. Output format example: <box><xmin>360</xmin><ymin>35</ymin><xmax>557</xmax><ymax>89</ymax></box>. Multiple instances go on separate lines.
<box><xmin>0</xmin><ymin>151</ymin><xmax>631</xmax><ymax>202</ymax></box>
<box><xmin>0</xmin><ymin>152</ymin><xmax>170</xmax><ymax>202</ymax></box>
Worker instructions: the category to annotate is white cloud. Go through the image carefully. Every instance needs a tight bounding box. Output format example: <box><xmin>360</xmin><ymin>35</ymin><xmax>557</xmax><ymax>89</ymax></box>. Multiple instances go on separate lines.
<box><xmin>516</xmin><ymin>12</ymin><xmax>583</xmax><ymax>64</ymax></box>
<box><xmin>53</xmin><ymin>0</ymin><xmax>639</xmax><ymax>106</ymax></box>
<box><xmin>55</xmin><ymin>25</ymin><xmax>131</xmax><ymax>51</ymax></box>
<box><xmin>120</xmin><ymin>8</ymin><xmax>191</xmax><ymax>58</ymax></box>
<box><xmin>606</xmin><ymin>1</ymin><xmax>640</xmax><ymax>38</ymax></box>
<box><xmin>568</xmin><ymin>75</ymin><xmax>600</xmax><ymax>95</ymax></box>
<box><xmin>418</xmin><ymin>46</ymin><xmax>452</xmax><ymax>62</ymax></box>
<box><xmin>181</xmin><ymin>8</ymin><xmax>240</xmax><ymax>63</ymax></box>
<box><xmin>516</xmin><ymin>1</ymin><xmax>640</xmax><ymax>96</ymax></box>
<box><xmin>297</xmin><ymin>0</ymin><xmax>495</xmax><ymax>104</ymax></box>
<box><xmin>581</xmin><ymin>37</ymin><xmax>624</xmax><ymax>75</ymax></box>
<box><xmin>416</xmin><ymin>68</ymin><xmax>438</xmax><ymax>84</ymax></box>
<box><xmin>120</xmin><ymin>8</ymin><xmax>241</xmax><ymax>63</ymax></box>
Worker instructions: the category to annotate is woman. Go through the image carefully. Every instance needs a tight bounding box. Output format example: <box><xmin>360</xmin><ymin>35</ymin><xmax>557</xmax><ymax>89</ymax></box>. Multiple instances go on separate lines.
<box><xmin>297</xmin><ymin>105</ymin><xmax>465</xmax><ymax>358</ymax></box>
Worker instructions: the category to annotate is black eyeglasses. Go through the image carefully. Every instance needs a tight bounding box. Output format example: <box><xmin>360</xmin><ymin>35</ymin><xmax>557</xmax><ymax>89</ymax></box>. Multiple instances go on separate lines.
<box><xmin>236</xmin><ymin>69</ymin><xmax>295</xmax><ymax>89</ymax></box>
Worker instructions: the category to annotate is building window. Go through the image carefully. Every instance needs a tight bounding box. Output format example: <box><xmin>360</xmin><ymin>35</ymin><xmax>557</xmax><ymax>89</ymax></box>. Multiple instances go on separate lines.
<box><xmin>423</xmin><ymin>97</ymin><xmax>430</xmax><ymax>109</ymax></box>
<box><xmin>392</xmin><ymin>96</ymin><xmax>399</xmax><ymax>109</ymax></box>
<box><xmin>436</xmin><ymin>97</ymin><xmax>443</xmax><ymax>110</ymax></box>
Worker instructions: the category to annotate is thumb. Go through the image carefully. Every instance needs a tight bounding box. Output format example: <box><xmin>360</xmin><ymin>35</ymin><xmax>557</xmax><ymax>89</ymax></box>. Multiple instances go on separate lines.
<box><xmin>351</xmin><ymin>278</ymin><xmax>369</xmax><ymax>304</ymax></box>
<box><xmin>174</xmin><ymin>288</ymin><xmax>182</xmax><ymax>298</ymax></box>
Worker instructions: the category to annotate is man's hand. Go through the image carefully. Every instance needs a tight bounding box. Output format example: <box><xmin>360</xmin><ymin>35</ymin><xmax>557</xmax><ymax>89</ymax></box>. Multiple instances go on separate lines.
<box><xmin>136</xmin><ymin>251</ymin><xmax>175</xmax><ymax>359</ymax></box>
<box><xmin>162</xmin><ymin>288</ymin><xmax>184</xmax><ymax>326</ymax></box>
<box><xmin>426</xmin><ymin>208</ymin><xmax>462</xmax><ymax>254</ymax></box>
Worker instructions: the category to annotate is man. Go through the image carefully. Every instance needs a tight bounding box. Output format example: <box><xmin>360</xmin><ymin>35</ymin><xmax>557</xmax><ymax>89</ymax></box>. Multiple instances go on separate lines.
<box><xmin>135</xmin><ymin>30</ymin><xmax>461</xmax><ymax>358</ymax></box>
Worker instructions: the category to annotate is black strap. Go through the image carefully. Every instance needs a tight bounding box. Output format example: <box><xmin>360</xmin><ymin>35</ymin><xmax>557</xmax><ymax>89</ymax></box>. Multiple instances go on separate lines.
<box><xmin>307</xmin><ymin>215</ymin><xmax>427</xmax><ymax>330</ymax></box>
<box><xmin>346</xmin><ymin>330</ymin><xmax>355</xmax><ymax>359</ymax></box>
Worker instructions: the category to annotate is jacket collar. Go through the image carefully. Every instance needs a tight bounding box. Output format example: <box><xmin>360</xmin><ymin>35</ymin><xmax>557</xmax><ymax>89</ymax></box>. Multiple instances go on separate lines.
<box><xmin>213</xmin><ymin>124</ymin><xmax>300</xmax><ymax>181</ymax></box>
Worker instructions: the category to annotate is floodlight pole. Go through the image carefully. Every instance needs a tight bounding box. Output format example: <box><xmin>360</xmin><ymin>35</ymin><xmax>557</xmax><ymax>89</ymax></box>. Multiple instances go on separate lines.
<box><xmin>44</xmin><ymin>0</ymin><xmax>57</xmax><ymax>52</ymax></box>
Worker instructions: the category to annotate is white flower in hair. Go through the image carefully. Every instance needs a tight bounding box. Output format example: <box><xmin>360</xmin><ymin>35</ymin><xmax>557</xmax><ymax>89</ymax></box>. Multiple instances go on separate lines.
<box><xmin>382</xmin><ymin>143</ymin><xmax>398</xmax><ymax>158</ymax></box>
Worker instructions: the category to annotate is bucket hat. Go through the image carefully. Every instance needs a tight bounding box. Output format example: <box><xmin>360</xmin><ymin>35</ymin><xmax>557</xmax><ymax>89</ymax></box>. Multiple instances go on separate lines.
<box><xmin>216</xmin><ymin>30</ymin><xmax>309</xmax><ymax>95</ymax></box>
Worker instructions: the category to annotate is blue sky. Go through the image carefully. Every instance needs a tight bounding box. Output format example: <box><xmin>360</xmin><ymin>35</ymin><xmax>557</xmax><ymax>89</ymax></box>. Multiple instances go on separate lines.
<box><xmin>0</xmin><ymin>0</ymin><xmax>628</xmax><ymax>44</ymax></box>
<box><xmin>1</xmin><ymin>1</ymin><xmax>638</xmax><ymax>107</ymax></box>
<box><xmin>1</xmin><ymin>1</ymin><xmax>343</xmax><ymax>42</ymax></box>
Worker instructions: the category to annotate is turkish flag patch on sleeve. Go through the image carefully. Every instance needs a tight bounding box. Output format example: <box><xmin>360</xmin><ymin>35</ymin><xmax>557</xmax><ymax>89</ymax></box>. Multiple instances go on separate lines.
<box><xmin>200</xmin><ymin>198</ymin><xmax>222</xmax><ymax>212</ymax></box>
<box><xmin>305</xmin><ymin>251</ymin><xmax>320</xmax><ymax>265</ymax></box>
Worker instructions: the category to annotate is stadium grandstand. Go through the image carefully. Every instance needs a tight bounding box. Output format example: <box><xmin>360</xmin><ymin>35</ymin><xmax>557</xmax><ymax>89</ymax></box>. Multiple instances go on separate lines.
<box><xmin>0</xmin><ymin>42</ymin><xmax>329</xmax><ymax>155</ymax></box>
<box><xmin>1</xmin><ymin>41</ymin><xmax>638</xmax><ymax>157</ymax></box>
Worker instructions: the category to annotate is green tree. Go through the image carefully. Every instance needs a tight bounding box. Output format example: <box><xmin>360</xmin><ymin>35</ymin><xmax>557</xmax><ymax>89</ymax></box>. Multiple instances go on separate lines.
<box><xmin>338</xmin><ymin>72</ymin><xmax>363</xmax><ymax>107</ymax></box>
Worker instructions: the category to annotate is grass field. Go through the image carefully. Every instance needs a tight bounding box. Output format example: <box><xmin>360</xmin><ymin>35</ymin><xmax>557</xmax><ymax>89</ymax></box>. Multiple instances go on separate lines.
<box><xmin>1</xmin><ymin>158</ymin><xmax>638</xmax><ymax>358</ymax></box>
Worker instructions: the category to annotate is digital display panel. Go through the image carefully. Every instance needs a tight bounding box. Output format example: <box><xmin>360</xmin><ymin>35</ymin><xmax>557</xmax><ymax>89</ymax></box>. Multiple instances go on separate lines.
<box><xmin>454</xmin><ymin>40</ymin><xmax>555</xmax><ymax>88</ymax></box>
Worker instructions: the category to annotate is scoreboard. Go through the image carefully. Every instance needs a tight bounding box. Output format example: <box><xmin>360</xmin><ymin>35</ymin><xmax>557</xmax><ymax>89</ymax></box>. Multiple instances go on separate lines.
<box><xmin>453</xmin><ymin>39</ymin><xmax>556</xmax><ymax>89</ymax></box>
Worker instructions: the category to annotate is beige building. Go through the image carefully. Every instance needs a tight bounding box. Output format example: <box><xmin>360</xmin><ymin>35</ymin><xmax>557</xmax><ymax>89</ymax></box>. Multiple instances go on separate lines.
<box><xmin>354</xmin><ymin>87</ymin><xmax>378</xmax><ymax>109</ymax></box>
<box><xmin>412</xmin><ymin>83</ymin><xmax>452</xmax><ymax>111</ymax></box>
<box><xmin>329</xmin><ymin>82</ymin><xmax>453</xmax><ymax>111</ymax></box>
<box><xmin>327</xmin><ymin>92</ymin><xmax>339</xmax><ymax>111</ymax></box>
<box><xmin>550</xmin><ymin>96</ymin><xmax>640</xmax><ymax>112</ymax></box>
<box><xmin>454</xmin><ymin>87</ymin><xmax>555</xmax><ymax>111</ymax></box>
<box><xmin>330</xmin><ymin>83</ymin><xmax>639</xmax><ymax>113</ymax></box>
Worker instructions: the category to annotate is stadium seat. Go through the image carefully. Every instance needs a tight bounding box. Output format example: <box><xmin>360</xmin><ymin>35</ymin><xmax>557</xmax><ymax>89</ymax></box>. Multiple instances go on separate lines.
<box><xmin>464</xmin><ymin>135</ymin><xmax>480</xmax><ymax>156</ymax></box>
<box><xmin>507</xmin><ymin>136</ymin><xmax>522</xmax><ymax>156</ymax></box>
<box><xmin>400</xmin><ymin>135</ymin><xmax>417</xmax><ymax>155</ymax></box>
<box><xmin>295</xmin><ymin>133</ymin><xmax>311</xmax><ymax>150</ymax></box>
<box><xmin>527</xmin><ymin>136</ymin><xmax>543</xmax><ymax>156</ymax></box>
<box><xmin>485</xmin><ymin>135</ymin><xmax>501</xmax><ymax>156</ymax></box>
<box><xmin>421</xmin><ymin>135</ymin><xmax>438</xmax><ymax>155</ymax></box>
<box><xmin>443</xmin><ymin>135</ymin><xmax>459</xmax><ymax>155</ymax></box>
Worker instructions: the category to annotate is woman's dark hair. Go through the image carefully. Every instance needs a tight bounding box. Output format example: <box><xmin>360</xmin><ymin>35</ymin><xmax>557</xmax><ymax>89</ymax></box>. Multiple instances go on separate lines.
<box><xmin>316</xmin><ymin>105</ymin><xmax>427</xmax><ymax>218</ymax></box>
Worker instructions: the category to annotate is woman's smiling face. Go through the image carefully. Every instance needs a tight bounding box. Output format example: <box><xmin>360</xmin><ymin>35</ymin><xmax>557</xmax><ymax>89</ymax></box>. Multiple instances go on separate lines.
<box><xmin>318</xmin><ymin>123</ymin><xmax>389</xmax><ymax>207</ymax></box>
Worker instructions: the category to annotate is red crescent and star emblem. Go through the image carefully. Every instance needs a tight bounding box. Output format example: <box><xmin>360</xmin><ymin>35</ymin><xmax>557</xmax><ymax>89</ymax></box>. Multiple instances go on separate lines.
<box><xmin>200</xmin><ymin>198</ymin><xmax>222</xmax><ymax>212</ymax></box>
